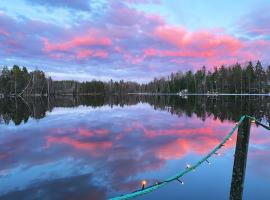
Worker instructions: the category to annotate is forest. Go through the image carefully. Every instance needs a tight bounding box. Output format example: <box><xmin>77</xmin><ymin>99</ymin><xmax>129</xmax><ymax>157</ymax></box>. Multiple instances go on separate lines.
<box><xmin>0</xmin><ymin>65</ymin><xmax>140</xmax><ymax>96</ymax></box>
<box><xmin>0</xmin><ymin>61</ymin><xmax>270</xmax><ymax>96</ymax></box>
<box><xmin>142</xmin><ymin>61</ymin><xmax>270</xmax><ymax>94</ymax></box>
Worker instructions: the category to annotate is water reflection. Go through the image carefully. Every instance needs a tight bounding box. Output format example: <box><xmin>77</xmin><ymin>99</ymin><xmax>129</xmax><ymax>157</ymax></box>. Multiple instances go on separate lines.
<box><xmin>0</xmin><ymin>95</ymin><xmax>269</xmax><ymax>200</ymax></box>
<box><xmin>0</xmin><ymin>95</ymin><xmax>270</xmax><ymax>126</ymax></box>
<box><xmin>0</xmin><ymin>174</ymin><xmax>106</xmax><ymax>200</ymax></box>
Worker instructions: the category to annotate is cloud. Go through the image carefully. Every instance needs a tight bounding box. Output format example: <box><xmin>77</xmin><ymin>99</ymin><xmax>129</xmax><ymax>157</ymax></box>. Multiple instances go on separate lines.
<box><xmin>238</xmin><ymin>6</ymin><xmax>270</xmax><ymax>39</ymax></box>
<box><xmin>42</xmin><ymin>31</ymin><xmax>112</xmax><ymax>60</ymax></box>
<box><xmin>43</xmin><ymin>36</ymin><xmax>112</xmax><ymax>52</ymax></box>
<box><xmin>46</xmin><ymin>136</ymin><xmax>112</xmax><ymax>152</ymax></box>
<box><xmin>125</xmin><ymin>0</ymin><xmax>161</xmax><ymax>4</ymax></box>
<box><xmin>1</xmin><ymin>1</ymin><xmax>270</xmax><ymax>82</ymax></box>
<box><xmin>0</xmin><ymin>173</ymin><xmax>107</xmax><ymax>200</ymax></box>
<box><xmin>144</xmin><ymin>25</ymin><xmax>247</xmax><ymax>67</ymax></box>
<box><xmin>24</xmin><ymin>0</ymin><xmax>92</xmax><ymax>11</ymax></box>
<box><xmin>1</xmin><ymin>105</ymin><xmax>269</xmax><ymax>197</ymax></box>
<box><xmin>0</xmin><ymin>27</ymin><xmax>9</xmax><ymax>36</ymax></box>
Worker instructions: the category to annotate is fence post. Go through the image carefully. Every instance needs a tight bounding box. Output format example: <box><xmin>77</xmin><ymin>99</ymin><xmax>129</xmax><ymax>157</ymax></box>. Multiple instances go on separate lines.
<box><xmin>229</xmin><ymin>117</ymin><xmax>251</xmax><ymax>200</ymax></box>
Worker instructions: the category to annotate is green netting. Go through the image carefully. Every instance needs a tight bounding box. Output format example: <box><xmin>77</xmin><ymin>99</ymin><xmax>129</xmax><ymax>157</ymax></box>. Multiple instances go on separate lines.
<box><xmin>110</xmin><ymin>115</ymin><xmax>269</xmax><ymax>200</ymax></box>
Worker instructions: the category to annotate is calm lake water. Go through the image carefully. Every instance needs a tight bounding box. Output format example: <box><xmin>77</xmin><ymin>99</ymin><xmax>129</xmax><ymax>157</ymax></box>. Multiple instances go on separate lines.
<box><xmin>0</xmin><ymin>95</ymin><xmax>270</xmax><ymax>200</ymax></box>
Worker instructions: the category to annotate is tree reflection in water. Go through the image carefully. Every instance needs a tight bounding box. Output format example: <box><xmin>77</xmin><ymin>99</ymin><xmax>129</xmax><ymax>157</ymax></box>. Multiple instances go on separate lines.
<box><xmin>0</xmin><ymin>95</ymin><xmax>269</xmax><ymax>126</ymax></box>
<box><xmin>0</xmin><ymin>95</ymin><xmax>270</xmax><ymax>200</ymax></box>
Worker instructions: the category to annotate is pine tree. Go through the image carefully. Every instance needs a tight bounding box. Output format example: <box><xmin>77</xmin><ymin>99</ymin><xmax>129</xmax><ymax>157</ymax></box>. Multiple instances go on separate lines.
<box><xmin>254</xmin><ymin>61</ymin><xmax>264</xmax><ymax>93</ymax></box>
<box><xmin>245</xmin><ymin>62</ymin><xmax>255</xmax><ymax>93</ymax></box>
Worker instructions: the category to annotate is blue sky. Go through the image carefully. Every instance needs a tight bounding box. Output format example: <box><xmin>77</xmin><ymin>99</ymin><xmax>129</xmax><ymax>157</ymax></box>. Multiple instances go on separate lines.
<box><xmin>0</xmin><ymin>0</ymin><xmax>269</xmax><ymax>82</ymax></box>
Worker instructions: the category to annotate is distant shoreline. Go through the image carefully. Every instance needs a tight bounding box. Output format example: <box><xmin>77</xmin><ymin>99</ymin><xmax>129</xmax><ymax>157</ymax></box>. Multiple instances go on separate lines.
<box><xmin>128</xmin><ymin>93</ymin><xmax>270</xmax><ymax>96</ymax></box>
<box><xmin>1</xmin><ymin>93</ymin><xmax>270</xmax><ymax>98</ymax></box>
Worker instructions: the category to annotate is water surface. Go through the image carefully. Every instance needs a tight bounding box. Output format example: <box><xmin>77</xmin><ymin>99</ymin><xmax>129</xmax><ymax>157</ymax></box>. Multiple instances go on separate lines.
<box><xmin>0</xmin><ymin>95</ymin><xmax>270</xmax><ymax>200</ymax></box>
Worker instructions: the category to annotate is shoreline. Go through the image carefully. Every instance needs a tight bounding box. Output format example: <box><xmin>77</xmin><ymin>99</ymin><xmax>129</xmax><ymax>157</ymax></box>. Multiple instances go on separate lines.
<box><xmin>1</xmin><ymin>93</ymin><xmax>270</xmax><ymax>98</ymax></box>
<box><xmin>128</xmin><ymin>93</ymin><xmax>270</xmax><ymax>96</ymax></box>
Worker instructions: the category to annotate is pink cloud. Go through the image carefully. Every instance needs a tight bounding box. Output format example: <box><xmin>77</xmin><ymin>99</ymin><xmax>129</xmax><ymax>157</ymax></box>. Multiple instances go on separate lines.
<box><xmin>143</xmin><ymin>127</ymin><xmax>215</xmax><ymax>138</ymax></box>
<box><xmin>46</xmin><ymin>136</ymin><xmax>112</xmax><ymax>151</ymax></box>
<box><xmin>42</xmin><ymin>33</ymin><xmax>111</xmax><ymax>60</ymax></box>
<box><xmin>76</xmin><ymin>50</ymin><xmax>108</xmax><ymax>59</ymax></box>
<box><xmin>144</xmin><ymin>48</ymin><xmax>215</xmax><ymax>58</ymax></box>
<box><xmin>154</xmin><ymin>25</ymin><xmax>187</xmax><ymax>48</ymax></box>
<box><xmin>154</xmin><ymin>25</ymin><xmax>242</xmax><ymax>51</ymax></box>
<box><xmin>114</xmin><ymin>46</ymin><xmax>122</xmax><ymax>53</ymax></box>
<box><xmin>95</xmin><ymin>129</ymin><xmax>109</xmax><ymax>135</ymax></box>
<box><xmin>79</xmin><ymin>128</ymin><xmax>109</xmax><ymax>137</ymax></box>
<box><xmin>119</xmin><ymin>117</ymin><xmax>237</xmax><ymax>160</ymax></box>
<box><xmin>93</xmin><ymin>50</ymin><xmax>108</xmax><ymax>58</ymax></box>
<box><xmin>0</xmin><ymin>27</ymin><xmax>9</xmax><ymax>36</ymax></box>
<box><xmin>1</xmin><ymin>1</ymin><xmax>270</xmax><ymax>81</ymax></box>
<box><xmin>76</xmin><ymin>49</ymin><xmax>93</xmax><ymax>59</ymax></box>
<box><xmin>139</xmin><ymin>23</ymin><xmax>270</xmax><ymax>69</ymax></box>
<box><xmin>156</xmin><ymin>137</ymin><xmax>220</xmax><ymax>159</ymax></box>
<box><xmin>43</xmin><ymin>36</ymin><xmax>112</xmax><ymax>52</ymax></box>
<box><xmin>150</xmin><ymin>25</ymin><xmax>243</xmax><ymax>59</ymax></box>
<box><xmin>78</xmin><ymin>128</ymin><xmax>94</xmax><ymax>137</ymax></box>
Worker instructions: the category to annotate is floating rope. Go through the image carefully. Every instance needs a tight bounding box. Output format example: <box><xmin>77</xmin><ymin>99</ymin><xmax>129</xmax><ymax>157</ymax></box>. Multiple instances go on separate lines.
<box><xmin>109</xmin><ymin>115</ymin><xmax>270</xmax><ymax>200</ymax></box>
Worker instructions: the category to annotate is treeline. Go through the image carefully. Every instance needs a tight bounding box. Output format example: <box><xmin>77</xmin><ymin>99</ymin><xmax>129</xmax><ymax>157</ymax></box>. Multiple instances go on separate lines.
<box><xmin>0</xmin><ymin>65</ymin><xmax>140</xmax><ymax>96</ymax></box>
<box><xmin>1</xmin><ymin>61</ymin><xmax>270</xmax><ymax>96</ymax></box>
<box><xmin>142</xmin><ymin>61</ymin><xmax>270</xmax><ymax>94</ymax></box>
<box><xmin>0</xmin><ymin>65</ymin><xmax>51</xmax><ymax>96</ymax></box>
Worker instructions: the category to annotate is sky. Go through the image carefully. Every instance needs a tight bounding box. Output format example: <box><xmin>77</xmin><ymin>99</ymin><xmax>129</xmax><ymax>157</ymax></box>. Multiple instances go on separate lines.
<box><xmin>0</xmin><ymin>0</ymin><xmax>270</xmax><ymax>82</ymax></box>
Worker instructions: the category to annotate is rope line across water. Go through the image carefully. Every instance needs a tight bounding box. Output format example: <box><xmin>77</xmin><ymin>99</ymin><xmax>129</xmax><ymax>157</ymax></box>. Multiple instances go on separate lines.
<box><xmin>109</xmin><ymin>115</ymin><xmax>270</xmax><ymax>200</ymax></box>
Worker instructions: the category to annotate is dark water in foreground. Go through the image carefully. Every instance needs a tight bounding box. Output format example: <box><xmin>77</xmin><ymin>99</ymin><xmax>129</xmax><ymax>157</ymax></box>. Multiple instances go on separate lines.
<box><xmin>0</xmin><ymin>95</ymin><xmax>270</xmax><ymax>200</ymax></box>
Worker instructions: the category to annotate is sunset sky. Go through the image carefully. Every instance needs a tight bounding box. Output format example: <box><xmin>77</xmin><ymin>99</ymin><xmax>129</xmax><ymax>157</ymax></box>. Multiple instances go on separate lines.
<box><xmin>0</xmin><ymin>0</ymin><xmax>269</xmax><ymax>82</ymax></box>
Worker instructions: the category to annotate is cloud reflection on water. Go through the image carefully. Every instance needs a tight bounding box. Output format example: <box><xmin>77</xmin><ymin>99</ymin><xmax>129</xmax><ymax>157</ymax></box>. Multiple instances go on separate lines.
<box><xmin>0</xmin><ymin>101</ymin><xmax>269</xmax><ymax>200</ymax></box>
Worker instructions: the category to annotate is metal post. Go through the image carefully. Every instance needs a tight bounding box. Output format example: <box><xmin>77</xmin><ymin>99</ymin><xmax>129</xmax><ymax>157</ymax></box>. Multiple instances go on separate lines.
<box><xmin>229</xmin><ymin>117</ymin><xmax>251</xmax><ymax>200</ymax></box>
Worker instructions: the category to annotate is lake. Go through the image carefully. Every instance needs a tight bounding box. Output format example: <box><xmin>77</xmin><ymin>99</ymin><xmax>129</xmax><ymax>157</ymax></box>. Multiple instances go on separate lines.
<box><xmin>0</xmin><ymin>95</ymin><xmax>270</xmax><ymax>200</ymax></box>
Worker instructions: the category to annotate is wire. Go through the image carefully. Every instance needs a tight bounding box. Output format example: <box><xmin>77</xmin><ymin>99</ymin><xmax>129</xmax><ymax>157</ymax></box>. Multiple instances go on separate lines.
<box><xmin>109</xmin><ymin>115</ymin><xmax>270</xmax><ymax>200</ymax></box>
